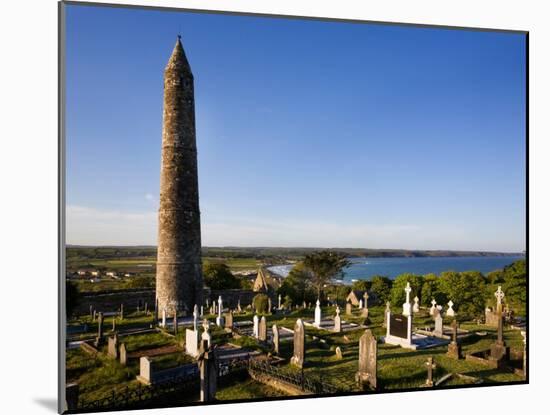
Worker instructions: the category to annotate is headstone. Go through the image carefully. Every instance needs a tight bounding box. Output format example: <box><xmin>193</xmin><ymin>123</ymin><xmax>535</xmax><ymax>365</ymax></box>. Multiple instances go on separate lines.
<box><xmin>112</xmin><ymin>316</ymin><xmax>116</xmax><ymax>332</ymax></box>
<box><xmin>495</xmin><ymin>286</ymin><xmax>505</xmax><ymax>313</ymax></box>
<box><xmin>429</xmin><ymin>299</ymin><xmax>437</xmax><ymax>316</ymax></box>
<box><xmin>201</xmin><ymin>319</ymin><xmax>211</xmax><ymax>348</ymax></box>
<box><xmin>425</xmin><ymin>357</ymin><xmax>436</xmax><ymax>387</ymax></box>
<box><xmin>302</xmin><ymin>300</ymin><xmax>307</xmax><ymax>309</ymax></box>
<box><xmin>346</xmin><ymin>301</ymin><xmax>353</xmax><ymax>316</ymax></box>
<box><xmin>446</xmin><ymin>319</ymin><xmax>462</xmax><ymax>359</ymax></box>
<box><xmin>144</xmin><ymin>302</ymin><xmax>148</xmax><ymax>315</ymax></box>
<box><xmin>237</xmin><ymin>299</ymin><xmax>242</xmax><ymax>313</ymax></box>
<box><xmin>446</xmin><ymin>300</ymin><xmax>455</xmax><ymax>317</ymax></box>
<box><xmin>259</xmin><ymin>316</ymin><xmax>267</xmax><ymax>341</ymax></box>
<box><xmin>272</xmin><ymin>324</ymin><xmax>280</xmax><ymax>354</ymax></box>
<box><xmin>225</xmin><ymin>310</ymin><xmax>234</xmax><ymax>330</ymax></box>
<box><xmin>200</xmin><ymin>305</ymin><xmax>204</xmax><ymax>318</ymax></box>
<box><xmin>173</xmin><ymin>314</ymin><xmax>178</xmax><ymax>335</ymax></box>
<box><xmin>335</xmin><ymin>346</ymin><xmax>343</xmax><ymax>360</ymax></box>
<box><xmin>359</xmin><ymin>299</ymin><xmax>363</xmax><ymax>309</ymax></box>
<box><xmin>94</xmin><ymin>312</ymin><xmax>104</xmax><ymax>347</ymax></box>
<box><xmin>186</xmin><ymin>328</ymin><xmax>200</xmax><ymax>357</ymax></box>
<box><xmin>253</xmin><ymin>315</ymin><xmax>259</xmax><ymax>338</ymax></box>
<box><xmin>382</xmin><ymin>302</ymin><xmax>390</xmax><ymax>328</ymax></box>
<box><xmin>290</xmin><ymin>318</ymin><xmax>305</xmax><ymax>367</ymax></box>
<box><xmin>107</xmin><ymin>334</ymin><xmax>119</xmax><ymax>359</ymax></box>
<box><xmin>65</xmin><ymin>383</ymin><xmax>79</xmax><ymax>412</ymax></box>
<box><xmin>268</xmin><ymin>297</ymin><xmax>272</xmax><ymax>314</ymax></box>
<box><xmin>119</xmin><ymin>343</ymin><xmax>127</xmax><ymax>366</ymax></box>
<box><xmin>490</xmin><ymin>311</ymin><xmax>508</xmax><ymax>362</ymax></box>
<box><xmin>433</xmin><ymin>309</ymin><xmax>443</xmax><ymax>337</ymax></box>
<box><xmin>89</xmin><ymin>305</ymin><xmax>93</xmax><ymax>319</ymax></box>
<box><xmin>198</xmin><ymin>340</ymin><xmax>217</xmax><ymax>402</ymax></box>
<box><xmin>402</xmin><ymin>282</ymin><xmax>412</xmax><ymax>316</ymax></box>
<box><xmin>92</xmin><ymin>309</ymin><xmax>96</xmax><ymax>321</ymax></box>
<box><xmin>278</xmin><ymin>294</ymin><xmax>282</xmax><ymax>310</ymax></box>
<box><xmin>139</xmin><ymin>356</ymin><xmax>153</xmax><ymax>384</ymax></box>
<box><xmin>216</xmin><ymin>296</ymin><xmax>225</xmax><ymax>327</ymax></box>
<box><xmin>334</xmin><ymin>306</ymin><xmax>342</xmax><ymax>333</ymax></box>
<box><xmin>193</xmin><ymin>305</ymin><xmax>199</xmax><ymax>331</ymax></box>
<box><xmin>119</xmin><ymin>304</ymin><xmax>124</xmax><ymax>320</ymax></box>
<box><xmin>314</xmin><ymin>299</ymin><xmax>322</xmax><ymax>327</ymax></box>
<box><xmin>413</xmin><ymin>296</ymin><xmax>420</xmax><ymax>313</ymax></box>
<box><xmin>356</xmin><ymin>329</ymin><xmax>377</xmax><ymax>390</ymax></box>
<box><xmin>161</xmin><ymin>308</ymin><xmax>166</xmax><ymax>328</ymax></box>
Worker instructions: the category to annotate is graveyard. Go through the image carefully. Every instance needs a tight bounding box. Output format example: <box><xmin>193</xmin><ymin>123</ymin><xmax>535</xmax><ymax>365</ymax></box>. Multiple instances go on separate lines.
<box><xmin>65</xmin><ymin>283</ymin><xmax>526</xmax><ymax>412</ymax></box>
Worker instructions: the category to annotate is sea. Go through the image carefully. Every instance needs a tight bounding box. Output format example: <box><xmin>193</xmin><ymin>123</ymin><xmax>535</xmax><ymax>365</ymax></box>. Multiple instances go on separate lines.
<box><xmin>267</xmin><ymin>255</ymin><xmax>524</xmax><ymax>283</ymax></box>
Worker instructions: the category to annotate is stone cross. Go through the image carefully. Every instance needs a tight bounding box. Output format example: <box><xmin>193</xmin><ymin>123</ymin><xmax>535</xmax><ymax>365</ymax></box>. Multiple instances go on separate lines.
<box><xmin>495</xmin><ymin>286</ymin><xmax>505</xmax><ymax>313</ymax></box>
<box><xmin>413</xmin><ymin>296</ymin><xmax>420</xmax><ymax>313</ymax></box>
<box><xmin>383</xmin><ymin>302</ymin><xmax>391</xmax><ymax>329</ymax></box>
<box><xmin>403</xmin><ymin>282</ymin><xmax>412</xmax><ymax>316</ymax></box>
<box><xmin>356</xmin><ymin>329</ymin><xmax>377</xmax><ymax>390</ymax></box>
<box><xmin>334</xmin><ymin>306</ymin><xmax>342</xmax><ymax>333</ymax></box>
<box><xmin>314</xmin><ymin>299</ymin><xmax>322</xmax><ymax>327</ymax></box>
<box><xmin>253</xmin><ymin>314</ymin><xmax>259</xmax><ymax>338</ymax></box>
<box><xmin>446</xmin><ymin>300</ymin><xmax>455</xmax><ymax>317</ymax></box>
<box><xmin>193</xmin><ymin>305</ymin><xmax>199</xmax><ymax>331</ymax></box>
<box><xmin>272</xmin><ymin>324</ymin><xmax>280</xmax><ymax>354</ymax></box>
<box><xmin>425</xmin><ymin>357</ymin><xmax>436</xmax><ymax>387</ymax></box>
<box><xmin>198</xmin><ymin>340</ymin><xmax>217</xmax><ymax>402</ymax></box>
<box><xmin>291</xmin><ymin>318</ymin><xmax>305</xmax><ymax>367</ymax></box>
<box><xmin>363</xmin><ymin>292</ymin><xmax>369</xmax><ymax>309</ymax></box>
<box><xmin>430</xmin><ymin>299</ymin><xmax>437</xmax><ymax>316</ymax></box>
<box><xmin>259</xmin><ymin>316</ymin><xmax>267</xmax><ymax>341</ymax></box>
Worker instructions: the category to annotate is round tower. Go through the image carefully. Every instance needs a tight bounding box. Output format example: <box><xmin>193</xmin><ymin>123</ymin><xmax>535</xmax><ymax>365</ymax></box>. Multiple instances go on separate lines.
<box><xmin>156</xmin><ymin>36</ymin><xmax>203</xmax><ymax>316</ymax></box>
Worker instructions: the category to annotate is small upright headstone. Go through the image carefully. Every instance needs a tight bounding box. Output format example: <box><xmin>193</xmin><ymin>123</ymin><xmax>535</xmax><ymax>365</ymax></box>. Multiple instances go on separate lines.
<box><xmin>200</xmin><ymin>305</ymin><xmax>204</xmax><ymax>318</ymax></box>
<box><xmin>201</xmin><ymin>319</ymin><xmax>211</xmax><ymax>348</ymax></box>
<box><xmin>186</xmin><ymin>328</ymin><xmax>200</xmax><ymax>357</ymax></box>
<box><xmin>446</xmin><ymin>319</ymin><xmax>462</xmax><ymax>359</ymax></box>
<box><xmin>119</xmin><ymin>343</ymin><xmax>127</xmax><ymax>366</ymax></box>
<box><xmin>302</xmin><ymin>300</ymin><xmax>307</xmax><ymax>309</ymax></box>
<box><xmin>237</xmin><ymin>299</ymin><xmax>242</xmax><ymax>313</ymax></box>
<box><xmin>112</xmin><ymin>316</ymin><xmax>116</xmax><ymax>332</ymax></box>
<box><xmin>253</xmin><ymin>314</ymin><xmax>259</xmax><ymax>338</ymax></box>
<box><xmin>224</xmin><ymin>310</ymin><xmax>234</xmax><ymax>330</ymax></box>
<box><xmin>335</xmin><ymin>346</ymin><xmax>343</xmax><ymax>360</ymax></box>
<box><xmin>359</xmin><ymin>299</ymin><xmax>363</xmax><ymax>309</ymax></box>
<box><xmin>314</xmin><ymin>299</ymin><xmax>322</xmax><ymax>327</ymax></box>
<box><xmin>161</xmin><ymin>308</ymin><xmax>167</xmax><ymax>328</ymax></box>
<box><xmin>89</xmin><ymin>305</ymin><xmax>93</xmax><ymax>319</ymax></box>
<box><xmin>346</xmin><ymin>301</ymin><xmax>352</xmax><ymax>316</ymax></box>
<box><xmin>193</xmin><ymin>305</ymin><xmax>199</xmax><ymax>331</ymax></box>
<box><xmin>429</xmin><ymin>299</ymin><xmax>437</xmax><ymax>316</ymax></box>
<box><xmin>94</xmin><ymin>312</ymin><xmax>104</xmax><ymax>347</ymax></box>
<box><xmin>119</xmin><ymin>304</ymin><xmax>124</xmax><ymax>320</ymax></box>
<box><xmin>216</xmin><ymin>296</ymin><xmax>225</xmax><ymax>327</ymax></box>
<box><xmin>144</xmin><ymin>302</ymin><xmax>148</xmax><ymax>315</ymax></box>
<box><xmin>356</xmin><ymin>329</ymin><xmax>377</xmax><ymax>390</ymax></box>
<box><xmin>93</xmin><ymin>309</ymin><xmax>97</xmax><ymax>322</ymax></box>
<box><xmin>413</xmin><ymin>296</ymin><xmax>420</xmax><ymax>313</ymax></box>
<box><xmin>446</xmin><ymin>300</ymin><xmax>455</xmax><ymax>317</ymax></box>
<box><xmin>272</xmin><ymin>324</ymin><xmax>280</xmax><ymax>354</ymax></box>
<box><xmin>107</xmin><ymin>333</ymin><xmax>119</xmax><ymax>359</ymax></box>
<box><xmin>425</xmin><ymin>357</ymin><xmax>436</xmax><ymax>387</ymax></box>
<box><xmin>259</xmin><ymin>316</ymin><xmax>267</xmax><ymax>341</ymax></box>
<box><xmin>291</xmin><ymin>319</ymin><xmax>305</xmax><ymax>367</ymax></box>
<box><xmin>334</xmin><ymin>306</ymin><xmax>342</xmax><ymax>333</ymax></box>
<box><xmin>278</xmin><ymin>294</ymin><xmax>282</xmax><ymax>310</ymax></box>
<box><xmin>268</xmin><ymin>297</ymin><xmax>272</xmax><ymax>314</ymax></box>
<box><xmin>173</xmin><ymin>314</ymin><xmax>178</xmax><ymax>335</ymax></box>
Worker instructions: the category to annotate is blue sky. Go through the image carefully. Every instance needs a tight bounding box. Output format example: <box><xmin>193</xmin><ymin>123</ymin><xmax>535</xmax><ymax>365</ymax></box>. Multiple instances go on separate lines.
<box><xmin>65</xmin><ymin>4</ymin><xmax>526</xmax><ymax>251</ymax></box>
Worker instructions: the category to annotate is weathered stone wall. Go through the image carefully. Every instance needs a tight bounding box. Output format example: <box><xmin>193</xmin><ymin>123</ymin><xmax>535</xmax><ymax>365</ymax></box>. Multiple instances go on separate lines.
<box><xmin>75</xmin><ymin>289</ymin><xmax>155</xmax><ymax>316</ymax></box>
<box><xmin>205</xmin><ymin>289</ymin><xmax>256</xmax><ymax>308</ymax></box>
<box><xmin>156</xmin><ymin>37</ymin><xmax>203</xmax><ymax>316</ymax></box>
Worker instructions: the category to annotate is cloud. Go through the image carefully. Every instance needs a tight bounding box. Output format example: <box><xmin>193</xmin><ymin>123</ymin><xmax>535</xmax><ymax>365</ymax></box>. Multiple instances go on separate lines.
<box><xmin>145</xmin><ymin>193</ymin><xmax>155</xmax><ymax>201</ymax></box>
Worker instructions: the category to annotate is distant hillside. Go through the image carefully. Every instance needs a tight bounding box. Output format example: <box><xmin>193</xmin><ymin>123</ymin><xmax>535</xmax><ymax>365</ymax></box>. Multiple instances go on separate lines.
<box><xmin>66</xmin><ymin>245</ymin><xmax>524</xmax><ymax>261</ymax></box>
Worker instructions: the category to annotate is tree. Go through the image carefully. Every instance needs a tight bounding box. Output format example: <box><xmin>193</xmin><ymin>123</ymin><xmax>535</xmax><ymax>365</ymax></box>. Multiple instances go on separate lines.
<box><xmin>369</xmin><ymin>276</ymin><xmax>392</xmax><ymax>304</ymax></box>
<box><xmin>303</xmin><ymin>251</ymin><xmax>351</xmax><ymax>299</ymax></box>
<box><xmin>390</xmin><ymin>273</ymin><xmax>424</xmax><ymax>305</ymax></box>
<box><xmin>252</xmin><ymin>294</ymin><xmax>269</xmax><ymax>314</ymax></box>
<box><xmin>438</xmin><ymin>271</ymin><xmax>486</xmax><ymax>318</ymax></box>
<box><xmin>203</xmin><ymin>263</ymin><xmax>240</xmax><ymax>290</ymax></box>
<box><xmin>351</xmin><ymin>280</ymin><xmax>370</xmax><ymax>292</ymax></box>
<box><xmin>420</xmin><ymin>273</ymin><xmax>446</xmax><ymax>306</ymax></box>
<box><xmin>277</xmin><ymin>262</ymin><xmax>315</xmax><ymax>305</ymax></box>
<box><xmin>502</xmin><ymin>259</ymin><xmax>526</xmax><ymax>315</ymax></box>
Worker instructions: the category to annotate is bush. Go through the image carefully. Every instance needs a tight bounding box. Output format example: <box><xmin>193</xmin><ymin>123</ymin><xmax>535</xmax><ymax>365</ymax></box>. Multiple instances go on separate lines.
<box><xmin>252</xmin><ymin>294</ymin><xmax>269</xmax><ymax>313</ymax></box>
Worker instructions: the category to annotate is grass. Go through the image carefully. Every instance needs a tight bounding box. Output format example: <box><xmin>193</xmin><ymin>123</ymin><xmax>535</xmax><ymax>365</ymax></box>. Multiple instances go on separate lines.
<box><xmin>216</xmin><ymin>378</ymin><xmax>288</xmax><ymax>400</ymax></box>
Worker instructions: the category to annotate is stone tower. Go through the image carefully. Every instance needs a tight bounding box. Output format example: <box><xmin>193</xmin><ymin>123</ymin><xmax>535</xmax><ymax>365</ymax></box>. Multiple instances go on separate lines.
<box><xmin>156</xmin><ymin>36</ymin><xmax>203</xmax><ymax>316</ymax></box>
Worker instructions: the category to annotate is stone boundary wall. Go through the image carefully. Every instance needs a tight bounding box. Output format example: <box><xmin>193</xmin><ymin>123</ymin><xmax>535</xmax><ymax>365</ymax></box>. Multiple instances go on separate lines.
<box><xmin>75</xmin><ymin>290</ymin><xmax>155</xmax><ymax>316</ymax></box>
